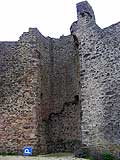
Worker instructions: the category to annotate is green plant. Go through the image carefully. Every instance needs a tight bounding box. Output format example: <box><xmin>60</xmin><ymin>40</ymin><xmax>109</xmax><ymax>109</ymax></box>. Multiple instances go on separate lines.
<box><xmin>0</xmin><ymin>152</ymin><xmax>16</xmax><ymax>156</ymax></box>
<box><xmin>102</xmin><ymin>152</ymin><xmax>115</xmax><ymax>160</ymax></box>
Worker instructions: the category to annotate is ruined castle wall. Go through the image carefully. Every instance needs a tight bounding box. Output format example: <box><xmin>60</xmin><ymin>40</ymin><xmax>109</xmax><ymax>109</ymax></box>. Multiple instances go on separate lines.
<box><xmin>0</xmin><ymin>42</ymin><xmax>32</xmax><ymax>154</ymax></box>
<box><xmin>48</xmin><ymin>36</ymin><xmax>80</xmax><ymax>113</ymax></box>
<box><xmin>0</xmin><ymin>28</ymin><xmax>81</xmax><ymax>154</ymax></box>
<box><xmin>79</xmin><ymin>24</ymin><xmax>120</xmax><ymax>156</ymax></box>
<box><xmin>16</xmin><ymin>28</ymin><xmax>51</xmax><ymax>153</ymax></box>
<box><xmin>0</xmin><ymin>28</ymin><xmax>51</xmax><ymax>154</ymax></box>
<box><xmin>1</xmin><ymin>1</ymin><xmax>120</xmax><ymax>156</ymax></box>
<box><xmin>76</xmin><ymin>26</ymin><xmax>104</xmax><ymax>149</ymax></box>
<box><xmin>71</xmin><ymin>1</ymin><xmax>120</xmax><ymax>157</ymax></box>
<box><xmin>98</xmin><ymin>25</ymin><xmax>120</xmax><ymax>155</ymax></box>
<box><xmin>45</xmin><ymin>36</ymin><xmax>81</xmax><ymax>152</ymax></box>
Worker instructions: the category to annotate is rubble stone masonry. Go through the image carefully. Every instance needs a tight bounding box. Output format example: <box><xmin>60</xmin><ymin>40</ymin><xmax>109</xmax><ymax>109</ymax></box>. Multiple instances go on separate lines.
<box><xmin>0</xmin><ymin>0</ymin><xmax>120</xmax><ymax>158</ymax></box>
<box><xmin>0</xmin><ymin>28</ymin><xmax>81</xmax><ymax>154</ymax></box>
<box><xmin>71</xmin><ymin>1</ymin><xmax>120</xmax><ymax>158</ymax></box>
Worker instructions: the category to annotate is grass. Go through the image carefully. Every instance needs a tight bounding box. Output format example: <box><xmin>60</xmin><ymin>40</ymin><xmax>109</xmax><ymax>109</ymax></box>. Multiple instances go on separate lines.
<box><xmin>0</xmin><ymin>152</ymin><xmax>73</xmax><ymax>158</ymax></box>
<box><xmin>0</xmin><ymin>152</ymin><xmax>16</xmax><ymax>156</ymax></box>
<box><xmin>43</xmin><ymin>152</ymin><xmax>73</xmax><ymax>157</ymax></box>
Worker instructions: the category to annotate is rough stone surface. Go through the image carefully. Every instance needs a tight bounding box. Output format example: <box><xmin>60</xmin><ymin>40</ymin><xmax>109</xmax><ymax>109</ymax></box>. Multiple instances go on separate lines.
<box><xmin>71</xmin><ymin>1</ymin><xmax>120</xmax><ymax>158</ymax></box>
<box><xmin>0</xmin><ymin>0</ymin><xmax>120</xmax><ymax>158</ymax></box>
<box><xmin>0</xmin><ymin>29</ymin><xmax>81</xmax><ymax>154</ymax></box>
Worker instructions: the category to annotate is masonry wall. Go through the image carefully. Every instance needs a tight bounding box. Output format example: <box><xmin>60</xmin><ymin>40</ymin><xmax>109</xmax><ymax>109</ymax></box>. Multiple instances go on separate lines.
<box><xmin>1</xmin><ymin>1</ymin><xmax>120</xmax><ymax>157</ymax></box>
<box><xmin>0</xmin><ymin>28</ymin><xmax>51</xmax><ymax>154</ymax></box>
<box><xmin>0</xmin><ymin>28</ymin><xmax>81</xmax><ymax>154</ymax></box>
<box><xmin>45</xmin><ymin>36</ymin><xmax>81</xmax><ymax>152</ymax></box>
<box><xmin>71</xmin><ymin>1</ymin><xmax>120</xmax><ymax>157</ymax></box>
<box><xmin>0</xmin><ymin>40</ymin><xmax>40</xmax><ymax>154</ymax></box>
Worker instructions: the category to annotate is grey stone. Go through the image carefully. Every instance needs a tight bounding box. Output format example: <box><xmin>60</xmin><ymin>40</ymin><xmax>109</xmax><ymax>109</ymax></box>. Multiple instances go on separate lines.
<box><xmin>0</xmin><ymin>1</ymin><xmax>120</xmax><ymax>159</ymax></box>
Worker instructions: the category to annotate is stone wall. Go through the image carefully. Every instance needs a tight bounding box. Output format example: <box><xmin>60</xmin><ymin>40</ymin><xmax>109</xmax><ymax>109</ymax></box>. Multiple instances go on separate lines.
<box><xmin>44</xmin><ymin>36</ymin><xmax>81</xmax><ymax>152</ymax></box>
<box><xmin>0</xmin><ymin>28</ymin><xmax>52</xmax><ymax>154</ymax></box>
<box><xmin>0</xmin><ymin>39</ymin><xmax>40</xmax><ymax>154</ymax></box>
<box><xmin>46</xmin><ymin>100</ymin><xmax>81</xmax><ymax>153</ymax></box>
<box><xmin>0</xmin><ymin>1</ymin><xmax>120</xmax><ymax>158</ymax></box>
<box><xmin>0</xmin><ymin>28</ymin><xmax>81</xmax><ymax>154</ymax></box>
<box><xmin>71</xmin><ymin>1</ymin><xmax>120</xmax><ymax>157</ymax></box>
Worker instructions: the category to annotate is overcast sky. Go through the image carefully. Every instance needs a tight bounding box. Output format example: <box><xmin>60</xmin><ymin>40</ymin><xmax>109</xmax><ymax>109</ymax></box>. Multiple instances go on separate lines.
<box><xmin>0</xmin><ymin>0</ymin><xmax>120</xmax><ymax>41</ymax></box>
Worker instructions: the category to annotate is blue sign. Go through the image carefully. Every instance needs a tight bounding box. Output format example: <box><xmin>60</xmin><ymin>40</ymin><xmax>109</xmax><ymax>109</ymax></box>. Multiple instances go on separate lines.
<box><xmin>23</xmin><ymin>147</ymin><xmax>32</xmax><ymax>156</ymax></box>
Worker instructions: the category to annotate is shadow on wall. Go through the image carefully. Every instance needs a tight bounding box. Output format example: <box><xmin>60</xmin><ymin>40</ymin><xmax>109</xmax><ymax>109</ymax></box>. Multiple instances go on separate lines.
<box><xmin>42</xmin><ymin>95</ymin><xmax>82</xmax><ymax>153</ymax></box>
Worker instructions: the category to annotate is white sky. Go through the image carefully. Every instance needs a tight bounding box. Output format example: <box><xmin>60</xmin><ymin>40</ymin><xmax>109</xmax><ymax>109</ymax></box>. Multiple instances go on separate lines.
<box><xmin>0</xmin><ymin>0</ymin><xmax>120</xmax><ymax>41</ymax></box>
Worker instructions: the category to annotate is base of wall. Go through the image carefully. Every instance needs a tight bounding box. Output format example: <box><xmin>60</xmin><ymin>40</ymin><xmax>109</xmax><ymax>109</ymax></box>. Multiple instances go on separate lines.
<box><xmin>47</xmin><ymin>139</ymin><xmax>81</xmax><ymax>153</ymax></box>
<box><xmin>88</xmin><ymin>144</ymin><xmax>120</xmax><ymax>159</ymax></box>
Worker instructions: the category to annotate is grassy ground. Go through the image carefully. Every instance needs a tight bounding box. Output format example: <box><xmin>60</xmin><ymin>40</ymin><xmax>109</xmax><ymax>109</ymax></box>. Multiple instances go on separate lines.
<box><xmin>43</xmin><ymin>152</ymin><xmax>73</xmax><ymax>157</ymax></box>
<box><xmin>0</xmin><ymin>153</ymin><xmax>89</xmax><ymax>160</ymax></box>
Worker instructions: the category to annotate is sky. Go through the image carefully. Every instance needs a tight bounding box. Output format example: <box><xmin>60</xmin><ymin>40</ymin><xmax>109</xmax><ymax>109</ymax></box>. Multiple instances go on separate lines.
<box><xmin>0</xmin><ymin>0</ymin><xmax>120</xmax><ymax>41</ymax></box>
